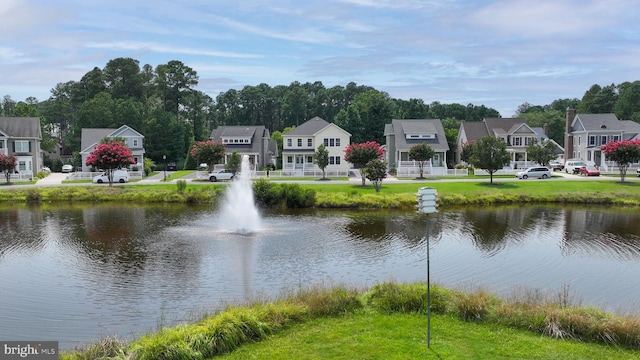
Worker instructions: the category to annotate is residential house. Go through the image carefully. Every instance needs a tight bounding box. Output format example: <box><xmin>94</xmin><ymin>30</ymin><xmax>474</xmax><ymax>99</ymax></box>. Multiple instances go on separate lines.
<box><xmin>0</xmin><ymin>117</ymin><xmax>43</xmax><ymax>175</ymax></box>
<box><xmin>281</xmin><ymin>117</ymin><xmax>351</xmax><ymax>174</ymax></box>
<box><xmin>80</xmin><ymin>125</ymin><xmax>145</xmax><ymax>172</ymax></box>
<box><xmin>384</xmin><ymin>119</ymin><xmax>450</xmax><ymax>176</ymax></box>
<box><xmin>209</xmin><ymin>125</ymin><xmax>277</xmax><ymax>169</ymax></box>
<box><xmin>564</xmin><ymin>108</ymin><xmax>640</xmax><ymax>169</ymax></box>
<box><xmin>457</xmin><ymin>118</ymin><xmax>563</xmax><ymax>168</ymax></box>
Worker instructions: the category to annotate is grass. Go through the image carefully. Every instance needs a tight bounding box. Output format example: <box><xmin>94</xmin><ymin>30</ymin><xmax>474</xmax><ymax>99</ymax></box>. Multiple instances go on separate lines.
<box><xmin>60</xmin><ymin>282</ymin><xmax>640</xmax><ymax>360</ymax></box>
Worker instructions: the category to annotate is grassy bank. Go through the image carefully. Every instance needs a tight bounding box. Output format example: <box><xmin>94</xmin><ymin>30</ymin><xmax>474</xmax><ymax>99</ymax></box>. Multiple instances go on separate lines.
<box><xmin>3</xmin><ymin>179</ymin><xmax>639</xmax><ymax>208</ymax></box>
<box><xmin>61</xmin><ymin>283</ymin><xmax>640</xmax><ymax>359</ymax></box>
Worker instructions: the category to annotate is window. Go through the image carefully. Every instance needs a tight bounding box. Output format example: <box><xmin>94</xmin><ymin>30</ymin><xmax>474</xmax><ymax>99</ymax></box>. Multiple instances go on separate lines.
<box><xmin>297</xmin><ymin>139</ymin><xmax>302</xmax><ymax>147</ymax></box>
<box><xmin>324</xmin><ymin>138</ymin><xmax>329</xmax><ymax>146</ymax></box>
<box><xmin>18</xmin><ymin>161</ymin><xmax>26</xmax><ymax>171</ymax></box>
<box><xmin>133</xmin><ymin>157</ymin><xmax>139</xmax><ymax>164</ymax></box>
<box><xmin>513</xmin><ymin>137</ymin><xmax>521</xmax><ymax>146</ymax></box>
<box><xmin>577</xmin><ymin>137</ymin><xmax>581</xmax><ymax>146</ymax></box>
<box><xmin>334</xmin><ymin>157</ymin><xmax>340</xmax><ymax>165</ymax></box>
<box><xmin>307</xmin><ymin>156</ymin><xmax>313</xmax><ymax>163</ymax></box>
<box><xmin>14</xmin><ymin>141</ymin><xmax>29</xmax><ymax>152</ymax></box>
<box><xmin>336</xmin><ymin>138</ymin><xmax>341</xmax><ymax>147</ymax></box>
<box><xmin>329</xmin><ymin>156</ymin><xmax>341</xmax><ymax>165</ymax></box>
<box><xmin>0</xmin><ymin>140</ymin><xmax>3</xmax><ymax>149</ymax></box>
<box><xmin>287</xmin><ymin>156</ymin><xmax>293</xmax><ymax>163</ymax></box>
<box><xmin>133</xmin><ymin>139</ymin><xmax>139</xmax><ymax>147</ymax></box>
<box><xmin>613</xmin><ymin>135</ymin><xmax>620</xmax><ymax>142</ymax></box>
<box><xmin>589</xmin><ymin>136</ymin><xmax>596</xmax><ymax>146</ymax></box>
<box><xmin>601</xmin><ymin>136</ymin><xmax>607</xmax><ymax>145</ymax></box>
<box><xmin>287</xmin><ymin>139</ymin><xmax>292</xmax><ymax>147</ymax></box>
<box><xmin>330</xmin><ymin>138</ymin><xmax>335</xmax><ymax>146</ymax></box>
<box><xmin>308</xmin><ymin>139</ymin><xmax>313</xmax><ymax>147</ymax></box>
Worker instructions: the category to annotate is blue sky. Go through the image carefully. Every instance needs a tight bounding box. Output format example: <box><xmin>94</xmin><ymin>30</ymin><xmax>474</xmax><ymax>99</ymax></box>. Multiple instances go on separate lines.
<box><xmin>1</xmin><ymin>0</ymin><xmax>638</xmax><ymax>117</ymax></box>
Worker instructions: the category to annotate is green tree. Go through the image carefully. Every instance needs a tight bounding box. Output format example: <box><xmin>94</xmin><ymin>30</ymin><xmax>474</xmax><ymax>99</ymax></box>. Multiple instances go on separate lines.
<box><xmin>226</xmin><ymin>151</ymin><xmax>242</xmax><ymax>176</ymax></box>
<box><xmin>314</xmin><ymin>144</ymin><xmax>329</xmax><ymax>180</ymax></box>
<box><xmin>344</xmin><ymin>141</ymin><xmax>384</xmax><ymax>186</ymax></box>
<box><xmin>85</xmin><ymin>141</ymin><xmax>135</xmax><ymax>186</ymax></box>
<box><xmin>601</xmin><ymin>139</ymin><xmax>640</xmax><ymax>182</ymax></box>
<box><xmin>0</xmin><ymin>153</ymin><xmax>17</xmax><ymax>184</ymax></box>
<box><xmin>189</xmin><ymin>140</ymin><xmax>226</xmax><ymax>170</ymax></box>
<box><xmin>468</xmin><ymin>137</ymin><xmax>510</xmax><ymax>184</ymax></box>
<box><xmin>526</xmin><ymin>138</ymin><xmax>559</xmax><ymax>167</ymax></box>
<box><xmin>364</xmin><ymin>158</ymin><xmax>387</xmax><ymax>192</ymax></box>
<box><xmin>408</xmin><ymin>143</ymin><xmax>435</xmax><ymax>179</ymax></box>
<box><xmin>615</xmin><ymin>81</ymin><xmax>640</xmax><ymax>121</ymax></box>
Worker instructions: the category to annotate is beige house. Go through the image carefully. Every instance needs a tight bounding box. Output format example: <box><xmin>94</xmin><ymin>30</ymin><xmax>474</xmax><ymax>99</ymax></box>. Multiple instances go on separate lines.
<box><xmin>281</xmin><ymin>117</ymin><xmax>351</xmax><ymax>175</ymax></box>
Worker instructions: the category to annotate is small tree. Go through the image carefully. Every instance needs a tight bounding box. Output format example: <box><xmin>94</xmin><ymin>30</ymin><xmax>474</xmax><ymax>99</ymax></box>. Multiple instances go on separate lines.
<box><xmin>364</xmin><ymin>158</ymin><xmax>387</xmax><ymax>192</ymax></box>
<box><xmin>468</xmin><ymin>137</ymin><xmax>510</xmax><ymax>184</ymax></box>
<box><xmin>189</xmin><ymin>140</ymin><xmax>226</xmax><ymax>171</ymax></box>
<box><xmin>85</xmin><ymin>141</ymin><xmax>135</xmax><ymax>186</ymax></box>
<box><xmin>344</xmin><ymin>141</ymin><xmax>385</xmax><ymax>186</ymax></box>
<box><xmin>526</xmin><ymin>138</ymin><xmax>558</xmax><ymax>167</ymax></box>
<box><xmin>460</xmin><ymin>141</ymin><xmax>476</xmax><ymax>163</ymax></box>
<box><xmin>408</xmin><ymin>143</ymin><xmax>435</xmax><ymax>179</ymax></box>
<box><xmin>0</xmin><ymin>153</ymin><xmax>17</xmax><ymax>184</ymax></box>
<box><xmin>314</xmin><ymin>144</ymin><xmax>329</xmax><ymax>180</ymax></box>
<box><xmin>226</xmin><ymin>151</ymin><xmax>242</xmax><ymax>176</ymax></box>
<box><xmin>601</xmin><ymin>139</ymin><xmax>640</xmax><ymax>182</ymax></box>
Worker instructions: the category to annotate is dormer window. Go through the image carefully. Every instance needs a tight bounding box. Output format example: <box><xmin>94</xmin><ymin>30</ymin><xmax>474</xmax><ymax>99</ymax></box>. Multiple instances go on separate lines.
<box><xmin>600</xmin><ymin>125</ymin><xmax>607</xmax><ymax>129</ymax></box>
<box><xmin>405</xmin><ymin>133</ymin><xmax>435</xmax><ymax>140</ymax></box>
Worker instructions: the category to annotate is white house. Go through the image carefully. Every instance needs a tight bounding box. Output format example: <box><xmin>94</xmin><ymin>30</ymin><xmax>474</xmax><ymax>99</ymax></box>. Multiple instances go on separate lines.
<box><xmin>281</xmin><ymin>116</ymin><xmax>351</xmax><ymax>175</ymax></box>
<box><xmin>0</xmin><ymin>117</ymin><xmax>43</xmax><ymax>175</ymax></box>
<box><xmin>80</xmin><ymin>125</ymin><xmax>145</xmax><ymax>172</ymax></box>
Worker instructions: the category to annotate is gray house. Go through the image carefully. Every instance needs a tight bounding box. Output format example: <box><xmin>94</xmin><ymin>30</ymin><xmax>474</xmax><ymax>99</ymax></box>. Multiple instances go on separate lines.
<box><xmin>0</xmin><ymin>117</ymin><xmax>43</xmax><ymax>175</ymax></box>
<box><xmin>564</xmin><ymin>108</ymin><xmax>640</xmax><ymax>169</ymax></box>
<box><xmin>457</xmin><ymin>117</ymin><xmax>563</xmax><ymax>168</ymax></box>
<box><xmin>209</xmin><ymin>126</ymin><xmax>277</xmax><ymax>169</ymax></box>
<box><xmin>80</xmin><ymin>125</ymin><xmax>145</xmax><ymax>172</ymax></box>
<box><xmin>384</xmin><ymin>119</ymin><xmax>449</xmax><ymax>176</ymax></box>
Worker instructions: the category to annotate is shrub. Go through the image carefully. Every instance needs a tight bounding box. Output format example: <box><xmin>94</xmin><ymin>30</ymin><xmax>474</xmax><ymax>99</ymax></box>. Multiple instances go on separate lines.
<box><xmin>364</xmin><ymin>282</ymin><xmax>452</xmax><ymax>314</ymax></box>
<box><xmin>25</xmin><ymin>189</ymin><xmax>41</xmax><ymax>202</ymax></box>
<box><xmin>176</xmin><ymin>179</ymin><xmax>187</xmax><ymax>193</ymax></box>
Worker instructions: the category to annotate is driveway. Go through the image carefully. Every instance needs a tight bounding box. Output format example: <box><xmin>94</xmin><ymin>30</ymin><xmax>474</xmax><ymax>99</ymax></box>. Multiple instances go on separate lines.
<box><xmin>35</xmin><ymin>172</ymin><xmax>69</xmax><ymax>186</ymax></box>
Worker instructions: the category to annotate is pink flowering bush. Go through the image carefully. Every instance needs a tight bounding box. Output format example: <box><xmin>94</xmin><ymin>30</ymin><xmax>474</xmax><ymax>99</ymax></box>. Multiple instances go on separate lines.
<box><xmin>600</xmin><ymin>139</ymin><xmax>640</xmax><ymax>182</ymax></box>
<box><xmin>190</xmin><ymin>140</ymin><xmax>226</xmax><ymax>170</ymax></box>
<box><xmin>86</xmin><ymin>142</ymin><xmax>134</xmax><ymax>185</ymax></box>
<box><xmin>344</xmin><ymin>141</ymin><xmax>385</xmax><ymax>186</ymax></box>
<box><xmin>0</xmin><ymin>153</ymin><xmax>17</xmax><ymax>184</ymax></box>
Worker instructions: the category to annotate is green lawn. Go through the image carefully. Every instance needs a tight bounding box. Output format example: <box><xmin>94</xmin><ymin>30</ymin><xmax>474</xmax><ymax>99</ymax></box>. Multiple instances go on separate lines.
<box><xmin>216</xmin><ymin>312</ymin><xmax>638</xmax><ymax>360</ymax></box>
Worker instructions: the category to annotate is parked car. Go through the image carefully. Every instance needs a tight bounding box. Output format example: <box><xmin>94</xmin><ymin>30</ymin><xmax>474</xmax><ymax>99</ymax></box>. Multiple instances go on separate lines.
<box><xmin>93</xmin><ymin>170</ymin><xmax>129</xmax><ymax>183</ymax></box>
<box><xmin>166</xmin><ymin>163</ymin><xmax>177</xmax><ymax>171</ymax></box>
<box><xmin>515</xmin><ymin>167</ymin><xmax>551</xmax><ymax>179</ymax></box>
<box><xmin>636</xmin><ymin>168</ymin><xmax>640</xmax><ymax>177</ymax></box>
<box><xmin>198</xmin><ymin>163</ymin><xmax>208</xmax><ymax>171</ymax></box>
<box><xmin>61</xmin><ymin>164</ymin><xmax>73</xmax><ymax>173</ymax></box>
<box><xmin>208</xmin><ymin>169</ymin><xmax>235</xmax><ymax>182</ymax></box>
<box><xmin>549</xmin><ymin>161</ymin><xmax>564</xmax><ymax>171</ymax></box>
<box><xmin>564</xmin><ymin>160</ymin><xmax>586</xmax><ymax>174</ymax></box>
<box><xmin>579</xmin><ymin>165</ymin><xmax>600</xmax><ymax>176</ymax></box>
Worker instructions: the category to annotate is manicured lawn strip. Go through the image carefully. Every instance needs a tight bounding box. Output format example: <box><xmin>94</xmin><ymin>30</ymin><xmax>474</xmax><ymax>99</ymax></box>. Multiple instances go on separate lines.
<box><xmin>215</xmin><ymin>312</ymin><xmax>639</xmax><ymax>360</ymax></box>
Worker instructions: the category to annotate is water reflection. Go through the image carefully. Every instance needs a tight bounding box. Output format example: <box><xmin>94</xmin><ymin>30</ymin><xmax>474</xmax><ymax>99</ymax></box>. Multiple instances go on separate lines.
<box><xmin>0</xmin><ymin>203</ymin><xmax>639</xmax><ymax>349</ymax></box>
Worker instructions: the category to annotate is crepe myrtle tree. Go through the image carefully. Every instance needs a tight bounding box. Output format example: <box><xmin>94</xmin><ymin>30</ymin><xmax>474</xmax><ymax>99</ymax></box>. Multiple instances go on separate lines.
<box><xmin>190</xmin><ymin>140</ymin><xmax>226</xmax><ymax>171</ymax></box>
<box><xmin>408</xmin><ymin>143</ymin><xmax>435</xmax><ymax>179</ymax></box>
<box><xmin>85</xmin><ymin>141</ymin><xmax>135</xmax><ymax>186</ymax></box>
<box><xmin>344</xmin><ymin>141</ymin><xmax>384</xmax><ymax>186</ymax></box>
<box><xmin>0</xmin><ymin>153</ymin><xmax>17</xmax><ymax>184</ymax></box>
<box><xmin>601</xmin><ymin>139</ymin><xmax>640</xmax><ymax>182</ymax></box>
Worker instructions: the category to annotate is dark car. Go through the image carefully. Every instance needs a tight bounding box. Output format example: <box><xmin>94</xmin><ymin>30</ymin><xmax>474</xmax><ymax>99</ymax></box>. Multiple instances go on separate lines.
<box><xmin>166</xmin><ymin>162</ymin><xmax>177</xmax><ymax>171</ymax></box>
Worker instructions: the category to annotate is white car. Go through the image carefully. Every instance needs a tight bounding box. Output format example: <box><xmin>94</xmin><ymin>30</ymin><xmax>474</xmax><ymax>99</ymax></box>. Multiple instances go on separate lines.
<box><xmin>61</xmin><ymin>164</ymin><xmax>73</xmax><ymax>173</ymax></box>
<box><xmin>637</xmin><ymin>168</ymin><xmax>640</xmax><ymax>177</ymax></box>
<box><xmin>208</xmin><ymin>169</ymin><xmax>235</xmax><ymax>182</ymax></box>
<box><xmin>515</xmin><ymin>167</ymin><xmax>551</xmax><ymax>179</ymax></box>
<box><xmin>93</xmin><ymin>170</ymin><xmax>129</xmax><ymax>183</ymax></box>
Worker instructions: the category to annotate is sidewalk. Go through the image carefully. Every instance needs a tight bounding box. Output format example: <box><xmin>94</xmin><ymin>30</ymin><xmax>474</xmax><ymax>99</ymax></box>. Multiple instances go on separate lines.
<box><xmin>35</xmin><ymin>172</ymin><xmax>68</xmax><ymax>186</ymax></box>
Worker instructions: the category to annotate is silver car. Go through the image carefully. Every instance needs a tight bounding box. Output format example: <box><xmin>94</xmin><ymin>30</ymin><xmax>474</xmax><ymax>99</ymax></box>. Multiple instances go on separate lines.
<box><xmin>208</xmin><ymin>169</ymin><xmax>235</xmax><ymax>182</ymax></box>
<box><xmin>515</xmin><ymin>167</ymin><xmax>551</xmax><ymax>179</ymax></box>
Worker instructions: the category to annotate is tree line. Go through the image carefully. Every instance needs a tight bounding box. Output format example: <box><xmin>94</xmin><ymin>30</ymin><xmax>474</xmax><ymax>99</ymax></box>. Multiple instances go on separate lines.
<box><xmin>1</xmin><ymin>56</ymin><xmax>639</xmax><ymax>168</ymax></box>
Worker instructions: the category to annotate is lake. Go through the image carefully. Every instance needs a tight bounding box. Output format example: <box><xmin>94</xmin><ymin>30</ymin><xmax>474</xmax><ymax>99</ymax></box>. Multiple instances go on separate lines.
<box><xmin>0</xmin><ymin>203</ymin><xmax>639</xmax><ymax>349</ymax></box>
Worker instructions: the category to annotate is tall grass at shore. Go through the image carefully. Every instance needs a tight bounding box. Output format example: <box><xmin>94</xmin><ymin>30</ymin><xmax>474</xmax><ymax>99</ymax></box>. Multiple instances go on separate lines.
<box><xmin>60</xmin><ymin>282</ymin><xmax>640</xmax><ymax>359</ymax></box>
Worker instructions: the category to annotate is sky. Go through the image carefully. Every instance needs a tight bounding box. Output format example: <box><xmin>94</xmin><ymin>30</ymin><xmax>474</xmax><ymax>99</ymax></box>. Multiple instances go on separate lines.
<box><xmin>1</xmin><ymin>0</ymin><xmax>639</xmax><ymax>117</ymax></box>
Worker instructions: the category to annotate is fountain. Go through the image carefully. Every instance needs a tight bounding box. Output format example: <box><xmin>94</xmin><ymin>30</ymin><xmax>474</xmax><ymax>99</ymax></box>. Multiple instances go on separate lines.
<box><xmin>218</xmin><ymin>155</ymin><xmax>261</xmax><ymax>233</ymax></box>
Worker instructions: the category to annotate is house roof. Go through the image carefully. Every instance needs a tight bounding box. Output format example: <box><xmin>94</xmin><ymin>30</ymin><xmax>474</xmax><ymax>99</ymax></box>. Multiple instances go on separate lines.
<box><xmin>80</xmin><ymin>128</ymin><xmax>114</xmax><ymax>153</ymax></box>
<box><xmin>285</xmin><ymin>116</ymin><xmax>347</xmax><ymax>136</ymax></box>
<box><xmin>459</xmin><ymin>121</ymin><xmax>489</xmax><ymax>142</ymax></box>
<box><xmin>388</xmin><ymin>119</ymin><xmax>449</xmax><ymax>151</ymax></box>
<box><xmin>572</xmin><ymin>114</ymin><xmax>640</xmax><ymax>139</ymax></box>
<box><xmin>0</xmin><ymin>117</ymin><xmax>42</xmax><ymax>139</ymax></box>
<box><xmin>210</xmin><ymin>125</ymin><xmax>269</xmax><ymax>154</ymax></box>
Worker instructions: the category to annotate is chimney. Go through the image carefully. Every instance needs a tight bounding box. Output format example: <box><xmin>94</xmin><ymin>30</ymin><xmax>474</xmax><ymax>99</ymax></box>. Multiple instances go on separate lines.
<box><xmin>564</xmin><ymin>107</ymin><xmax>576</xmax><ymax>161</ymax></box>
<box><xmin>543</xmin><ymin>123</ymin><xmax>549</xmax><ymax>136</ymax></box>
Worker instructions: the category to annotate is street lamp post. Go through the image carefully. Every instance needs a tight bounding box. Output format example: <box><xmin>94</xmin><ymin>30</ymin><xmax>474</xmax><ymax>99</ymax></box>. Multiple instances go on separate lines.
<box><xmin>163</xmin><ymin>155</ymin><xmax>166</xmax><ymax>181</ymax></box>
<box><xmin>417</xmin><ymin>186</ymin><xmax>438</xmax><ymax>349</ymax></box>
